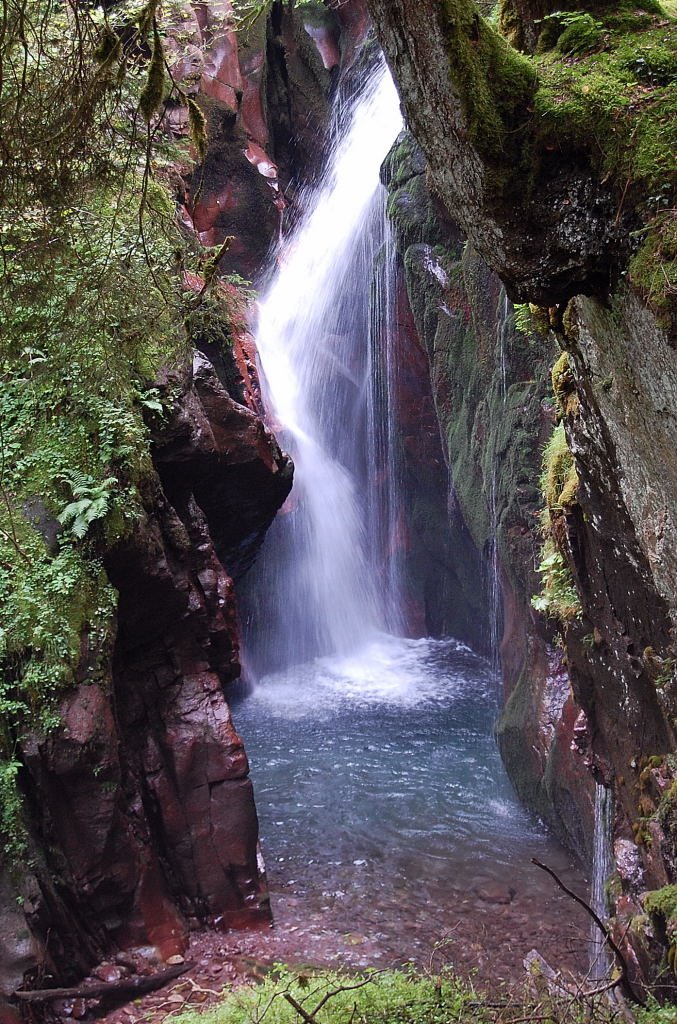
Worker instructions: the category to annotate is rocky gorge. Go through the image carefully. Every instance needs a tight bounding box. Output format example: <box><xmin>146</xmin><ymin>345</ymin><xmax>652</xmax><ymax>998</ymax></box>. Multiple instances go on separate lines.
<box><xmin>0</xmin><ymin>0</ymin><xmax>675</xmax><ymax>1017</ymax></box>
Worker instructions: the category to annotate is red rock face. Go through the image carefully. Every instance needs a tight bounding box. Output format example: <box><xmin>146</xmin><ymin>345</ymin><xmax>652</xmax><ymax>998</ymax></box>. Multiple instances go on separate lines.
<box><xmin>2</xmin><ymin>355</ymin><xmax>291</xmax><ymax>993</ymax></box>
<box><xmin>335</xmin><ymin>0</ymin><xmax>371</xmax><ymax>66</ymax></box>
<box><xmin>166</xmin><ymin>0</ymin><xmax>330</xmax><ymax>280</ymax></box>
<box><xmin>379</xmin><ymin>269</ymin><xmax>463</xmax><ymax>638</ymax></box>
<box><xmin>106</xmin><ymin>355</ymin><xmax>292</xmax><ymax>934</ymax></box>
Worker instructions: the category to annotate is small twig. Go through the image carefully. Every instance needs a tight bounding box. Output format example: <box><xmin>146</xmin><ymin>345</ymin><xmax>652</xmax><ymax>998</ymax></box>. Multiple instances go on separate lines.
<box><xmin>581</xmin><ymin>976</ymin><xmax>624</xmax><ymax>999</ymax></box>
<box><xmin>282</xmin><ymin>992</ymin><xmax>318</xmax><ymax>1024</ymax></box>
<box><xmin>281</xmin><ymin>973</ymin><xmax>378</xmax><ymax>1024</ymax></box>
<box><xmin>188</xmin><ymin>236</ymin><xmax>234</xmax><ymax>309</ymax></box>
<box><xmin>531</xmin><ymin>858</ymin><xmax>644</xmax><ymax>1006</ymax></box>
<box><xmin>614</xmin><ymin>175</ymin><xmax>632</xmax><ymax>228</ymax></box>
<box><xmin>503</xmin><ymin>1016</ymin><xmax>556</xmax><ymax>1024</ymax></box>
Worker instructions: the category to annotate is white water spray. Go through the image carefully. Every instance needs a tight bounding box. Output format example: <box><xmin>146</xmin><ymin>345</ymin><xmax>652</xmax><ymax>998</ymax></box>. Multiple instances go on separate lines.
<box><xmin>245</xmin><ymin>62</ymin><xmax>403</xmax><ymax>672</ymax></box>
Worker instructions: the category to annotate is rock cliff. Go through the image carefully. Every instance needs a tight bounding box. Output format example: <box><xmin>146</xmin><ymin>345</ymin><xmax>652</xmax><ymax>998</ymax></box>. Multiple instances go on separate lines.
<box><xmin>0</xmin><ymin>352</ymin><xmax>291</xmax><ymax>998</ymax></box>
<box><xmin>382</xmin><ymin>131</ymin><xmax>595</xmax><ymax>862</ymax></box>
<box><xmin>0</xmin><ymin>0</ymin><xmax>325</xmax><ymax>999</ymax></box>
<box><xmin>370</xmin><ymin>0</ymin><xmax>676</xmax><ymax>994</ymax></box>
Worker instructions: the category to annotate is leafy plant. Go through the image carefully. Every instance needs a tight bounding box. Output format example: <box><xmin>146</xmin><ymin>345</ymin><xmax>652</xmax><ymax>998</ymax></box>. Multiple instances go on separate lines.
<box><xmin>513</xmin><ymin>302</ymin><xmax>532</xmax><ymax>335</ymax></box>
<box><xmin>531</xmin><ymin>538</ymin><xmax>581</xmax><ymax>621</ymax></box>
<box><xmin>172</xmin><ymin>967</ymin><xmax>478</xmax><ymax>1024</ymax></box>
<box><xmin>0</xmin><ymin>759</ymin><xmax>27</xmax><ymax>861</ymax></box>
<box><xmin>170</xmin><ymin>964</ymin><xmax>657</xmax><ymax>1024</ymax></box>
<box><xmin>58</xmin><ymin>472</ymin><xmax>117</xmax><ymax>539</ymax></box>
<box><xmin>538</xmin><ymin>10</ymin><xmax>605</xmax><ymax>55</ymax></box>
<box><xmin>136</xmin><ymin>387</ymin><xmax>166</xmax><ymax>416</ymax></box>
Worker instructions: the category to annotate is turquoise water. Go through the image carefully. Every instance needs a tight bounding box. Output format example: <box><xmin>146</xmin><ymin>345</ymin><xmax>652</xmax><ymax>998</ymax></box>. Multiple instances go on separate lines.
<box><xmin>231</xmin><ymin>636</ymin><xmax>588</xmax><ymax>981</ymax></box>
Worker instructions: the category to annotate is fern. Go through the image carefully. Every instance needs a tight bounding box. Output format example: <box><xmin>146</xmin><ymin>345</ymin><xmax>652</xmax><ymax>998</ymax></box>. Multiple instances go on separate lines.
<box><xmin>58</xmin><ymin>472</ymin><xmax>117</xmax><ymax>539</ymax></box>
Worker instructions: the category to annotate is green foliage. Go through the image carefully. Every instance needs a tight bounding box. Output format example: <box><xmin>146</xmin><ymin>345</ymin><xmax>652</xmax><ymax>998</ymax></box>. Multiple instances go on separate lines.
<box><xmin>636</xmin><ymin>998</ymin><xmax>677</xmax><ymax>1023</ymax></box>
<box><xmin>538</xmin><ymin>11</ymin><xmax>605</xmax><ymax>56</ymax></box>
<box><xmin>531</xmin><ymin>537</ymin><xmax>581</xmax><ymax>620</ymax></box>
<box><xmin>168</xmin><ymin>965</ymin><xmax>650</xmax><ymax>1024</ymax></box>
<box><xmin>513</xmin><ymin>303</ymin><xmax>533</xmax><ymax>334</ymax></box>
<box><xmin>231</xmin><ymin>0</ymin><xmax>326</xmax><ymax>32</ymax></box>
<box><xmin>171</xmin><ymin>968</ymin><xmax>482</xmax><ymax>1024</ymax></box>
<box><xmin>439</xmin><ymin>0</ymin><xmax>537</xmax><ymax>163</ymax></box>
<box><xmin>512</xmin><ymin>302</ymin><xmax>551</xmax><ymax>336</ymax></box>
<box><xmin>531</xmin><ymin>424</ymin><xmax>581</xmax><ymax>622</ymax></box>
<box><xmin>58</xmin><ymin>472</ymin><xmax>118</xmax><ymax>540</ymax></box>
<box><xmin>0</xmin><ymin>0</ymin><xmax>208</xmax><ymax>862</ymax></box>
<box><xmin>0</xmin><ymin>760</ymin><xmax>27</xmax><ymax>861</ymax></box>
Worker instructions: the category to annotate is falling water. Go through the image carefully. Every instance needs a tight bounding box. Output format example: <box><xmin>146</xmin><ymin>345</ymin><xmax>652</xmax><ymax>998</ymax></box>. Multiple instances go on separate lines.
<box><xmin>243</xmin><ymin>62</ymin><xmax>403</xmax><ymax>673</ymax></box>
<box><xmin>485</xmin><ymin>291</ymin><xmax>512</xmax><ymax>670</ymax></box>
<box><xmin>486</xmin><ymin>473</ymin><xmax>502</xmax><ymax>672</ymax></box>
<box><xmin>366</xmin><ymin>209</ymin><xmax>406</xmax><ymax>635</ymax></box>
<box><xmin>496</xmin><ymin>289</ymin><xmax>512</xmax><ymax>405</ymax></box>
<box><xmin>589</xmin><ymin>782</ymin><xmax>614</xmax><ymax>981</ymax></box>
<box><xmin>233</xmin><ymin>55</ymin><xmax>590</xmax><ymax>978</ymax></box>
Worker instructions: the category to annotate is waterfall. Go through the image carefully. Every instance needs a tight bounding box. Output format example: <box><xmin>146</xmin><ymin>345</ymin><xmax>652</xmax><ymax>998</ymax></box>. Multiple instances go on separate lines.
<box><xmin>243</xmin><ymin>62</ymin><xmax>404</xmax><ymax>674</ymax></box>
<box><xmin>487</xmin><ymin>471</ymin><xmax>502</xmax><ymax>672</ymax></box>
<box><xmin>496</xmin><ymin>290</ymin><xmax>511</xmax><ymax>405</ymax></box>
<box><xmin>231</xmin><ymin>57</ymin><xmax>593</xmax><ymax>976</ymax></box>
<box><xmin>366</xmin><ymin>207</ymin><xmax>406</xmax><ymax>636</ymax></box>
<box><xmin>589</xmin><ymin>782</ymin><xmax>614</xmax><ymax>982</ymax></box>
<box><xmin>485</xmin><ymin>290</ymin><xmax>512</xmax><ymax>670</ymax></box>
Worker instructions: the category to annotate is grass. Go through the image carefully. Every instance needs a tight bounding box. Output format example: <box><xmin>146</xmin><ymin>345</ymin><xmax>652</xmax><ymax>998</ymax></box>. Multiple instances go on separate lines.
<box><xmin>171</xmin><ymin>969</ymin><xmax>483</xmax><ymax>1024</ymax></box>
<box><xmin>164</xmin><ymin>966</ymin><xmax>677</xmax><ymax>1024</ymax></box>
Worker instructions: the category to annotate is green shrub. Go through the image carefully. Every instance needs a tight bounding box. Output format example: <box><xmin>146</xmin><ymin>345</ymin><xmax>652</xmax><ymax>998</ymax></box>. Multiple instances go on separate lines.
<box><xmin>171</xmin><ymin>968</ymin><xmax>482</xmax><ymax>1024</ymax></box>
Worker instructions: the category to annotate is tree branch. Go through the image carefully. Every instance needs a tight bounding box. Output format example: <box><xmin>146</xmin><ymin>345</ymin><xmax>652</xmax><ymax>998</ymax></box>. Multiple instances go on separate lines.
<box><xmin>531</xmin><ymin>858</ymin><xmax>644</xmax><ymax>1006</ymax></box>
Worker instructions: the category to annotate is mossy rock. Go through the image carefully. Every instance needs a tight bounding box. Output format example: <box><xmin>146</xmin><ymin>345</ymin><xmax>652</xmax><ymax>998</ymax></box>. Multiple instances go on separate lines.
<box><xmin>645</xmin><ymin>884</ymin><xmax>677</xmax><ymax>922</ymax></box>
<box><xmin>439</xmin><ymin>0</ymin><xmax>537</xmax><ymax>161</ymax></box>
<box><xmin>556</xmin><ymin>13</ymin><xmax>604</xmax><ymax>55</ymax></box>
<box><xmin>628</xmin><ymin>211</ymin><xmax>677</xmax><ymax>328</ymax></box>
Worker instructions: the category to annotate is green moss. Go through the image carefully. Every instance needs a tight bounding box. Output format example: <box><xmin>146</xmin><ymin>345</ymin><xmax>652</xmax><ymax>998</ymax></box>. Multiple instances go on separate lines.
<box><xmin>636</xmin><ymin>996</ymin><xmax>677</xmax><ymax>1024</ymax></box>
<box><xmin>557</xmin><ymin>19</ymin><xmax>601</xmax><ymax>56</ymax></box>
<box><xmin>528</xmin><ymin>6</ymin><xmax>677</xmax><ymax>223</ymax></box>
<box><xmin>439</xmin><ymin>1</ymin><xmax>537</xmax><ymax>161</ymax></box>
<box><xmin>0</xmin><ymin>178</ymin><xmax>182</xmax><ymax>748</ymax></box>
<box><xmin>551</xmin><ymin>351</ymin><xmax>575</xmax><ymax>411</ymax></box>
<box><xmin>296</xmin><ymin>0</ymin><xmax>337</xmax><ymax>29</ymax></box>
<box><xmin>532</xmin><ymin>20</ymin><xmax>676</xmax><ymax>187</ymax></box>
<box><xmin>541</xmin><ymin>423</ymin><xmax>578</xmax><ymax>509</ymax></box>
<box><xmin>0</xmin><ymin>166</ymin><xmax>202</xmax><ymax>861</ymax></box>
<box><xmin>627</xmin><ymin>211</ymin><xmax>677</xmax><ymax>326</ymax></box>
<box><xmin>645</xmin><ymin>884</ymin><xmax>677</xmax><ymax>922</ymax></box>
<box><xmin>556</xmin><ymin>13</ymin><xmax>605</xmax><ymax>56</ymax></box>
<box><xmin>526</xmin><ymin>11</ymin><xmax>677</xmax><ymax>310</ymax></box>
<box><xmin>531</xmin><ymin>422</ymin><xmax>581</xmax><ymax>621</ymax></box>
